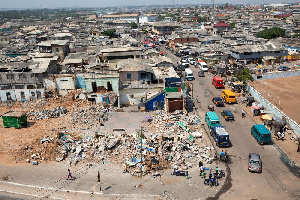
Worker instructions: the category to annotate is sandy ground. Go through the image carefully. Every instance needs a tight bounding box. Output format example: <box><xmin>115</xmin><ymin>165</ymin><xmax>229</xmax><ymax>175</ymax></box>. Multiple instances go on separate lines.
<box><xmin>250</xmin><ymin>76</ymin><xmax>300</xmax><ymax>124</ymax></box>
<box><xmin>249</xmin><ymin>76</ymin><xmax>300</xmax><ymax>166</ymax></box>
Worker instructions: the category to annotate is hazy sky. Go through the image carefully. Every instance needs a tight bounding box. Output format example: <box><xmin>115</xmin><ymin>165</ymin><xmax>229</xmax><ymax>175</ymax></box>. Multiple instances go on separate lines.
<box><xmin>0</xmin><ymin>0</ymin><xmax>298</xmax><ymax>9</ymax></box>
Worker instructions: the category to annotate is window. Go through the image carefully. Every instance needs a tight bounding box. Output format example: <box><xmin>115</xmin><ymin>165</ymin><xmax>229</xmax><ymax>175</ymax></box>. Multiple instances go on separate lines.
<box><xmin>6</xmin><ymin>74</ymin><xmax>14</xmax><ymax>79</ymax></box>
<box><xmin>127</xmin><ymin>73</ymin><xmax>132</xmax><ymax>79</ymax></box>
<box><xmin>56</xmin><ymin>48</ymin><xmax>59</xmax><ymax>52</ymax></box>
<box><xmin>141</xmin><ymin>73</ymin><xmax>147</xmax><ymax>79</ymax></box>
<box><xmin>19</xmin><ymin>74</ymin><xmax>24</xmax><ymax>79</ymax></box>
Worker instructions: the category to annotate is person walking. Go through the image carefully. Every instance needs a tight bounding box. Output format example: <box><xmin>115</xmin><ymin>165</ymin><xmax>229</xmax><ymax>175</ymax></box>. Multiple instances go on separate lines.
<box><xmin>67</xmin><ymin>169</ymin><xmax>73</xmax><ymax>180</ymax></box>
<box><xmin>242</xmin><ymin>109</ymin><xmax>246</xmax><ymax>118</ymax></box>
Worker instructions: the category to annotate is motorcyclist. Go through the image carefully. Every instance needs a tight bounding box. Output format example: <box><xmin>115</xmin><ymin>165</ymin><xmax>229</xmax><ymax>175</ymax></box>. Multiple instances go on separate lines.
<box><xmin>220</xmin><ymin>150</ymin><xmax>225</xmax><ymax>160</ymax></box>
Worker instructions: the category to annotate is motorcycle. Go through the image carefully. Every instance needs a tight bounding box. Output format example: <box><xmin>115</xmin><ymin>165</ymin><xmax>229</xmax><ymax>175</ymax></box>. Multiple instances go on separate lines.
<box><xmin>220</xmin><ymin>152</ymin><xmax>229</xmax><ymax>163</ymax></box>
<box><xmin>214</xmin><ymin>170</ymin><xmax>225</xmax><ymax>179</ymax></box>
<box><xmin>208</xmin><ymin>104</ymin><xmax>214</xmax><ymax>111</ymax></box>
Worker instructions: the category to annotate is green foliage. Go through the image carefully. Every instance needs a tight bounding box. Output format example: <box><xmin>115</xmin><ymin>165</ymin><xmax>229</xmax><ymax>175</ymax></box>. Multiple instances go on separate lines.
<box><xmin>157</xmin><ymin>15</ymin><xmax>165</xmax><ymax>21</ymax></box>
<box><xmin>236</xmin><ymin>68</ymin><xmax>254</xmax><ymax>84</ymax></box>
<box><xmin>238</xmin><ymin>15</ymin><xmax>242</xmax><ymax>19</ymax></box>
<box><xmin>0</xmin><ymin>9</ymin><xmax>80</xmax><ymax>20</ymax></box>
<box><xmin>229</xmin><ymin>23</ymin><xmax>235</xmax><ymax>28</ymax></box>
<box><xmin>197</xmin><ymin>16</ymin><xmax>207</xmax><ymax>23</ymax></box>
<box><xmin>257</xmin><ymin>27</ymin><xmax>285</xmax><ymax>39</ymax></box>
<box><xmin>292</xmin><ymin>34</ymin><xmax>300</xmax><ymax>38</ymax></box>
<box><xmin>102</xmin><ymin>29</ymin><xmax>116</xmax><ymax>37</ymax></box>
<box><xmin>130</xmin><ymin>22</ymin><xmax>138</xmax><ymax>29</ymax></box>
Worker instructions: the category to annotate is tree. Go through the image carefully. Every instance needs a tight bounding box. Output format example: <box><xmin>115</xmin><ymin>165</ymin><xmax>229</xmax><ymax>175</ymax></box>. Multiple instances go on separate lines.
<box><xmin>197</xmin><ymin>16</ymin><xmax>207</xmax><ymax>23</ymax></box>
<box><xmin>102</xmin><ymin>29</ymin><xmax>116</xmax><ymax>37</ymax></box>
<box><xmin>236</xmin><ymin>68</ymin><xmax>254</xmax><ymax>84</ymax></box>
<box><xmin>257</xmin><ymin>27</ymin><xmax>285</xmax><ymax>39</ymax></box>
<box><xmin>130</xmin><ymin>22</ymin><xmax>138</xmax><ymax>29</ymax></box>
<box><xmin>229</xmin><ymin>23</ymin><xmax>235</xmax><ymax>28</ymax></box>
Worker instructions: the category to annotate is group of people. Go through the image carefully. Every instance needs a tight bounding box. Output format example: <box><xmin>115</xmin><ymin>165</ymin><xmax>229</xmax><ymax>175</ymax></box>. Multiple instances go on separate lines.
<box><xmin>276</xmin><ymin>125</ymin><xmax>286</xmax><ymax>141</ymax></box>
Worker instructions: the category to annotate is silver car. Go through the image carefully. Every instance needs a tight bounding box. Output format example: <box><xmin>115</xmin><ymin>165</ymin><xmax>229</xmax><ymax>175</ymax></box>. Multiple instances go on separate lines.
<box><xmin>248</xmin><ymin>153</ymin><xmax>262</xmax><ymax>173</ymax></box>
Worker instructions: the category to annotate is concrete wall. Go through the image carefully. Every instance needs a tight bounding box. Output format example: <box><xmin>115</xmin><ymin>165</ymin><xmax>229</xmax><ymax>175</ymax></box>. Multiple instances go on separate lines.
<box><xmin>75</xmin><ymin>76</ymin><xmax>86</xmax><ymax>89</ymax></box>
<box><xmin>0</xmin><ymin>89</ymin><xmax>44</xmax><ymax>101</ymax></box>
<box><xmin>55</xmin><ymin>77</ymin><xmax>75</xmax><ymax>90</ymax></box>
<box><xmin>254</xmin><ymin>70</ymin><xmax>300</xmax><ymax>80</ymax></box>
<box><xmin>85</xmin><ymin>77</ymin><xmax>119</xmax><ymax>93</ymax></box>
<box><xmin>119</xmin><ymin>88</ymin><xmax>162</xmax><ymax>106</ymax></box>
<box><xmin>120</xmin><ymin>71</ymin><xmax>139</xmax><ymax>82</ymax></box>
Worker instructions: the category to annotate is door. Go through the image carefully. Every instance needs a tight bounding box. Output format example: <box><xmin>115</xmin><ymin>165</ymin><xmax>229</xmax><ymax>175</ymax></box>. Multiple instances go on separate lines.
<box><xmin>92</xmin><ymin>82</ymin><xmax>97</xmax><ymax>93</ymax></box>
<box><xmin>107</xmin><ymin>82</ymin><xmax>112</xmax><ymax>91</ymax></box>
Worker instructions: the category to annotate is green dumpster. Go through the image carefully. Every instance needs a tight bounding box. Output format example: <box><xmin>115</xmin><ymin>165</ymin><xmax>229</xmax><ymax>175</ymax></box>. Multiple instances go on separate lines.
<box><xmin>2</xmin><ymin>111</ymin><xmax>27</xmax><ymax>128</ymax></box>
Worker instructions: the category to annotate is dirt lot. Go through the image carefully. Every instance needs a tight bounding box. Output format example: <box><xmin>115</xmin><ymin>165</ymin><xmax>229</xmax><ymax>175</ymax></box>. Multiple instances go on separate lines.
<box><xmin>250</xmin><ymin>76</ymin><xmax>300</xmax><ymax>124</ymax></box>
<box><xmin>0</xmin><ymin>98</ymin><xmax>103</xmax><ymax>165</ymax></box>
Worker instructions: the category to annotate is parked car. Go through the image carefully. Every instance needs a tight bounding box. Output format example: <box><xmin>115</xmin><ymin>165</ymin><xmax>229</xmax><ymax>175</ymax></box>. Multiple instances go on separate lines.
<box><xmin>278</xmin><ymin>66</ymin><xmax>290</xmax><ymax>71</ymax></box>
<box><xmin>212</xmin><ymin>97</ymin><xmax>224</xmax><ymax>107</ymax></box>
<box><xmin>221</xmin><ymin>110</ymin><xmax>234</xmax><ymax>121</ymax></box>
<box><xmin>198</xmin><ymin>70</ymin><xmax>205</xmax><ymax>77</ymax></box>
<box><xmin>248</xmin><ymin>153</ymin><xmax>262</xmax><ymax>173</ymax></box>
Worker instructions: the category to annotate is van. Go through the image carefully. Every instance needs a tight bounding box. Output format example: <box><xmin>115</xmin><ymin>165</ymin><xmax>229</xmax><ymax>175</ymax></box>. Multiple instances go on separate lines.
<box><xmin>184</xmin><ymin>68</ymin><xmax>194</xmax><ymax>81</ymax></box>
<box><xmin>205</xmin><ymin>112</ymin><xmax>221</xmax><ymax>129</ymax></box>
<box><xmin>210</xmin><ymin>125</ymin><xmax>230</xmax><ymax>147</ymax></box>
<box><xmin>199</xmin><ymin>62</ymin><xmax>209</xmax><ymax>72</ymax></box>
<box><xmin>251</xmin><ymin>124</ymin><xmax>271</xmax><ymax>145</ymax></box>
<box><xmin>212</xmin><ymin>77</ymin><xmax>224</xmax><ymax>88</ymax></box>
<box><xmin>222</xmin><ymin>90</ymin><xmax>237</xmax><ymax>104</ymax></box>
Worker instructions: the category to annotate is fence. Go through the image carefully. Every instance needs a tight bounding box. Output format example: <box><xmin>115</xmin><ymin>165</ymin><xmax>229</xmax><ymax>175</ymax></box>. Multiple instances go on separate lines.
<box><xmin>247</xmin><ymin>85</ymin><xmax>300</xmax><ymax>138</ymax></box>
<box><xmin>254</xmin><ymin>70</ymin><xmax>300</xmax><ymax>80</ymax></box>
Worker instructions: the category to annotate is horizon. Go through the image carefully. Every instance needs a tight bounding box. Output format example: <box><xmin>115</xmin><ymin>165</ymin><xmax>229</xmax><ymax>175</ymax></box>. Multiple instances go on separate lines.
<box><xmin>0</xmin><ymin>0</ymin><xmax>298</xmax><ymax>10</ymax></box>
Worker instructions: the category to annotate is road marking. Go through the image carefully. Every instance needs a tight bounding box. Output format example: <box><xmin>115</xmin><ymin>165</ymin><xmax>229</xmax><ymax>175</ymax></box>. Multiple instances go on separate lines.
<box><xmin>0</xmin><ymin>181</ymin><xmax>161</xmax><ymax>197</ymax></box>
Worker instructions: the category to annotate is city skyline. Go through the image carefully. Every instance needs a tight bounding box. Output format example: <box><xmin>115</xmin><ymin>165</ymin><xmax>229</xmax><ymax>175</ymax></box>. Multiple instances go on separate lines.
<box><xmin>0</xmin><ymin>0</ymin><xmax>298</xmax><ymax>9</ymax></box>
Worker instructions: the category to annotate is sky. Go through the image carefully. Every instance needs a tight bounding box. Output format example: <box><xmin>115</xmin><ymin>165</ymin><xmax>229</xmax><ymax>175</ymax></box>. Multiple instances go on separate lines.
<box><xmin>0</xmin><ymin>0</ymin><xmax>298</xmax><ymax>9</ymax></box>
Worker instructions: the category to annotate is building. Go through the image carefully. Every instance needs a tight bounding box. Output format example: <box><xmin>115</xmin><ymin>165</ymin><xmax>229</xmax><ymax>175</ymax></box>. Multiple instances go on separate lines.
<box><xmin>230</xmin><ymin>43</ymin><xmax>288</xmax><ymax>63</ymax></box>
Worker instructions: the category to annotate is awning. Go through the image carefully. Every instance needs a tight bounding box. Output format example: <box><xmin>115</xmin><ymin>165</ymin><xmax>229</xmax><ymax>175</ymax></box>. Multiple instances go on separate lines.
<box><xmin>261</xmin><ymin>114</ymin><xmax>272</xmax><ymax>120</ymax></box>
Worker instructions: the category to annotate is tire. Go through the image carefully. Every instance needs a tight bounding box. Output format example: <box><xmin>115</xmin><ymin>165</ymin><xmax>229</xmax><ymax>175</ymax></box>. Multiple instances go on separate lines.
<box><xmin>209</xmin><ymin>181</ymin><xmax>213</xmax><ymax>187</ymax></box>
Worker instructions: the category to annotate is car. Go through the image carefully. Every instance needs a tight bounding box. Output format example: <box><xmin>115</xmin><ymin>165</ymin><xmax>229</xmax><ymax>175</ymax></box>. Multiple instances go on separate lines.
<box><xmin>221</xmin><ymin>110</ymin><xmax>235</xmax><ymax>121</ymax></box>
<box><xmin>198</xmin><ymin>70</ymin><xmax>205</xmax><ymax>77</ymax></box>
<box><xmin>248</xmin><ymin>153</ymin><xmax>262</xmax><ymax>173</ymax></box>
<box><xmin>174</xmin><ymin>52</ymin><xmax>181</xmax><ymax>57</ymax></box>
<box><xmin>188</xmin><ymin>58</ymin><xmax>196</xmax><ymax>65</ymax></box>
<box><xmin>212</xmin><ymin>97</ymin><xmax>224</xmax><ymax>107</ymax></box>
<box><xmin>278</xmin><ymin>66</ymin><xmax>290</xmax><ymax>71</ymax></box>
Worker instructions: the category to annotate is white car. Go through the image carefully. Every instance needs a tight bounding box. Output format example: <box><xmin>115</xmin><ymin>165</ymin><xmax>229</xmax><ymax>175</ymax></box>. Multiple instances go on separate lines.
<box><xmin>188</xmin><ymin>58</ymin><xmax>196</xmax><ymax>65</ymax></box>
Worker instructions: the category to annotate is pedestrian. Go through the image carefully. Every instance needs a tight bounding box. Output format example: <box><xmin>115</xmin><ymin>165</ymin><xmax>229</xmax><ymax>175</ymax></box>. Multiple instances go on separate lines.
<box><xmin>185</xmin><ymin>171</ymin><xmax>189</xmax><ymax>179</ymax></box>
<box><xmin>242</xmin><ymin>109</ymin><xmax>246</xmax><ymax>118</ymax></box>
<box><xmin>97</xmin><ymin>171</ymin><xmax>100</xmax><ymax>182</ymax></box>
<box><xmin>199</xmin><ymin>160</ymin><xmax>203</xmax><ymax>168</ymax></box>
<box><xmin>281</xmin><ymin>132</ymin><xmax>285</xmax><ymax>141</ymax></box>
<box><xmin>199</xmin><ymin>165</ymin><xmax>204</xmax><ymax>176</ymax></box>
<box><xmin>67</xmin><ymin>169</ymin><xmax>73</xmax><ymax>179</ymax></box>
<box><xmin>215</xmin><ymin>166</ymin><xmax>218</xmax><ymax>174</ymax></box>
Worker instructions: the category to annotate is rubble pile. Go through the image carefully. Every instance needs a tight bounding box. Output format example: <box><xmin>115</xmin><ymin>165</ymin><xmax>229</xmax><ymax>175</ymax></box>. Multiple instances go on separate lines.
<box><xmin>27</xmin><ymin>107</ymin><xmax>68</xmax><ymax>120</ymax></box>
<box><xmin>50</xmin><ymin>110</ymin><xmax>214</xmax><ymax>176</ymax></box>
<box><xmin>14</xmin><ymin>134</ymin><xmax>59</xmax><ymax>163</ymax></box>
<box><xmin>68</xmin><ymin>104</ymin><xmax>116</xmax><ymax>133</ymax></box>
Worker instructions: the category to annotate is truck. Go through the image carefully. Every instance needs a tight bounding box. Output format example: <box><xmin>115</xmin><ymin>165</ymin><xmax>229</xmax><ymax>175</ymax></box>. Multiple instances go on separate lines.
<box><xmin>210</xmin><ymin>125</ymin><xmax>230</xmax><ymax>147</ymax></box>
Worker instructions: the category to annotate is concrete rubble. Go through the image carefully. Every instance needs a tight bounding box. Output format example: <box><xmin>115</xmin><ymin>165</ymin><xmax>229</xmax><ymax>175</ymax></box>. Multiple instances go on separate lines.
<box><xmin>27</xmin><ymin>107</ymin><xmax>68</xmax><ymax>120</ymax></box>
<box><xmin>44</xmin><ymin>109</ymin><xmax>216</xmax><ymax>176</ymax></box>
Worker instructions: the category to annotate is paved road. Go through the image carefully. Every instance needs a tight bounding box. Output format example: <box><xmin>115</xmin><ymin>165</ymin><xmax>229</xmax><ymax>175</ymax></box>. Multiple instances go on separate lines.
<box><xmin>161</xmin><ymin>45</ymin><xmax>300</xmax><ymax>199</ymax></box>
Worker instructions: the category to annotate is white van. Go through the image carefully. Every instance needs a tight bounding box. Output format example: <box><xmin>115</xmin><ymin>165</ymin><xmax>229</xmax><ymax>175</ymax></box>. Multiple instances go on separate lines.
<box><xmin>199</xmin><ymin>62</ymin><xmax>209</xmax><ymax>72</ymax></box>
<box><xmin>184</xmin><ymin>68</ymin><xmax>194</xmax><ymax>81</ymax></box>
